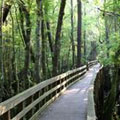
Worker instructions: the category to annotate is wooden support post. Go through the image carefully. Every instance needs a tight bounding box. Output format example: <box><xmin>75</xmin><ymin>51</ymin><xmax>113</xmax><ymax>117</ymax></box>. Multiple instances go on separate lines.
<box><xmin>86</xmin><ymin>62</ymin><xmax>89</xmax><ymax>71</ymax></box>
<box><xmin>18</xmin><ymin>101</ymin><xmax>26</xmax><ymax>120</ymax></box>
<box><xmin>39</xmin><ymin>90</ymin><xmax>43</xmax><ymax>107</ymax></box>
<box><xmin>50</xmin><ymin>84</ymin><xmax>53</xmax><ymax>99</ymax></box>
<box><xmin>2</xmin><ymin>111</ymin><xmax>10</xmax><ymax>120</ymax></box>
<box><xmin>45</xmin><ymin>87</ymin><xmax>48</xmax><ymax>103</ymax></box>
<box><xmin>48</xmin><ymin>85</ymin><xmax>51</xmax><ymax>101</ymax></box>
<box><xmin>26</xmin><ymin>95</ymin><xmax>34</xmax><ymax>119</ymax></box>
<box><xmin>42</xmin><ymin>88</ymin><xmax>45</xmax><ymax>105</ymax></box>
<box><xmin>38</xmin><ymin>91</ymin><xmax>41</xmax><ymax>109</ymax></box>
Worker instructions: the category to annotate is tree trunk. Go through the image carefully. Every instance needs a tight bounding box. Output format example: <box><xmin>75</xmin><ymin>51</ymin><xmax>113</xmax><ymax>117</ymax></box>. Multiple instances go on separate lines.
<box><xmin>83</xmin><ymin>5</ymin><xmax>86</xmax><ymax>62</ymax></box>
<box><xmin>10</xmin><ymin>11</ymin><xmax>19</xmax><ymax>93</ymax></box>
<box><xmin>46</xmin><ymin>22</ymin><xmax>54</xmax><ymax>53</ymax></box>
<box><xmin>35</xmin><ymin>0</ymin><xmax>42</xmax><ymax>82</ymax></box>
<box><xmin>41</xmin><ymin>20</ymin><xmax>46</xmax><ymax>80</ymax></box>
<box><xmin>46</xmin><ymin>21</ymin><xmax>55</xmax><ymax>74</ymax></box>
<box><xmin>0</xmin><ymin>0</ymin><xmax>3</xmax><ymax>73</ymax></box>
<box><xmin>77</xmin><ymin>0</ymin><xmax>82</xmax><ymax>67</ymax></box>
<box><xmin>0</xmin><ymin>0</ymin><xmax>4</xmax><ymax>102</ymax></box>
<box><xmin>103</xmin><ymin>67</ymin><xmax>120</xmax><ymax>120</ymax></box>
<box><xmin>52</xmin><ymin>0</ymin><xmax>67</xmax><ymax>76</ymax></box>
<box><xmin>104</xmin><ymin>0</ymin><xmax>109</xmax><ymax>58</ymax></box>
<box><xmin>70</xmin><ymin>0</ymin><xmax>75</xmax><ymax>67</ymax></box>
<box><xmin>105</xmin><ymin>17</ymin><xmax>109</xmax><ymax>57</ymax></box>
<box><xmin>19</xmin><ymin>2</ymin><xmax>31</xmax><ymax>88</ymax></box>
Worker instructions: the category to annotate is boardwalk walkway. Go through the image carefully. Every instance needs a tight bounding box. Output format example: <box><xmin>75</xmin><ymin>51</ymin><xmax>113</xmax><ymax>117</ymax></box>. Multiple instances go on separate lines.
<box><xmin>38</xmin><ymin>64</ymin><xmax>100</xmax><ymax>120</ymax></box>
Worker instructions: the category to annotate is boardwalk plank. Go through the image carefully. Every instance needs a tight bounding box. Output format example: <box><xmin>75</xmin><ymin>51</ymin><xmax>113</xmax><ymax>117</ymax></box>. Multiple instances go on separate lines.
<box><xmin>38</xmin><ymin>64</ymin><xmax>100</xmax><ymax>120</ymax></box>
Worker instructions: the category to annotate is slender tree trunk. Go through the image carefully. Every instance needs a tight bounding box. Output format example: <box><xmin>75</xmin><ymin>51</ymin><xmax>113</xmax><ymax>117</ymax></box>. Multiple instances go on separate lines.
<box><xmin>52</xmin><ymin>0</ymin><xmax>67</xmax><ymax>76</ymax></box>
<box><xmin>77</xmin><ymin>0</ymin><xmax>82</xmax><ymax>67</ymax></box>
<box><xmin>83</xmin><ymin>5</ymin><xmax>86</xmax><ymax>62</ymax></box>
<box><xmin>0</xmin><ymin>0</ymin><xmax>3</xmax><ymax>73</ymax></box>
<box><xmin>70</xmin><ymin>0</ymin><xmax>75</xmax><ymax>67</ymax></box>
<box><xmin>46</xmin><ymin>21</ymin><xmax>55</xmax><ymax>73</ymax></box>
<box><xmin>19</xmin><ymin>2</ymin><xmax>31</xmax><ymax>88</ymax></box>
<box><xmin>41</xmin><ymin>20</ymin><xmax>46</xmax><ymax>80</ymax></box>
<box><xmin>35</xmin><ymin>0</ymin><xmax>42</xmax><ymax>82</ymax></box>
<box><xmin>105</xmin><ymin>17</ymin><xmax>109</xmax><ymax>57</ymax></box>
<box><xmin>24</xmin><ymin>14</ymin><xmax>31</xmax><ymax>80</ymax></box>
<box><xmin>10</xmin><ymin>11</ymin><xmax>19</xmax><ymax>93</ymax></box>
<box><xmin>104</xmin><ymin>0</ymin><xmax>109</xmax><ymax>58</ymax></box>
<box><xmin>46</xmin><ymin>22</ymin><xmax>54</xmax><ymax>53</ymax></box>
<box><xmin>83</xmin><ymin>30</ymin><xmax>86</xmax><ymax>60</ymax></box>
<box><xmin>0</xmin><ymin>0</ymin><xmax>4</xmax><ymax>102</ymax></box>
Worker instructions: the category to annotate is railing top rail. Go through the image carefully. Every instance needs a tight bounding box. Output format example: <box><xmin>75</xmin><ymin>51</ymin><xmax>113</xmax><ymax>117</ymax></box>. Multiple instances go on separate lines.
<box><xmin>88</xmin><ymin>60</ymin><xmax>97</xmax><ymax>64</ymax></box>
<box><xmin>0</xmin><ymin>60</ymin><xmax>97</xmax><ymax>118</ymax></box>
<box><xmin>0</xmin><ymin>65</ymin><xmax>87</xmax><ymax>116</ymax></box>
<box><xmin>87</xmin><ymin>63</ymin><xmax>103</xmax><ymax>120</ymax></box>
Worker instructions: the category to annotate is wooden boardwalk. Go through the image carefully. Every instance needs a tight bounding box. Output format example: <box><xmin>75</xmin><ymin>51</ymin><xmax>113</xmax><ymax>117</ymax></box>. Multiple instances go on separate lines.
<box><xmin>38</xmin><ymin>64</ymin><xmax>100</xmax><ymax>120</ymax></box>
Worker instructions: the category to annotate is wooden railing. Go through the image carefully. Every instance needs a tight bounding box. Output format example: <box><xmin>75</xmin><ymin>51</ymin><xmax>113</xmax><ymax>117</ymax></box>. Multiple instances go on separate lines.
<box><xmin>0</xmin><ymin>60</ymin><xmax>97</xmax><ymax>120</ymax></box>
<box><xmin>87</xmin><ymin>64</ymin><xmax>103</xmax><ymax>120</ymax></box>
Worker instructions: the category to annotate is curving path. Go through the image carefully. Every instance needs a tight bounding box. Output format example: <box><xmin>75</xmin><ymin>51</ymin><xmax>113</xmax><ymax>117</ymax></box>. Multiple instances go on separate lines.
<box><xmin>38</xmin><ymin>64</ymin><xmax>100</xmax><ymax>120</ymax></box>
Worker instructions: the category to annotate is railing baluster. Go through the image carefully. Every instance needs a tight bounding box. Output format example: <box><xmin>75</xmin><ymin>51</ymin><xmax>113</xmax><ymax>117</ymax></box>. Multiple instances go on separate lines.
<box><xmin>22</xmin><ymin>101</ymin><xmax>26</xmax><ymax>120</ymax></box>
<box><xmin>2</xmin><ymin>111</ymin><xmax>10</xmax><ymax>120</ymax></box>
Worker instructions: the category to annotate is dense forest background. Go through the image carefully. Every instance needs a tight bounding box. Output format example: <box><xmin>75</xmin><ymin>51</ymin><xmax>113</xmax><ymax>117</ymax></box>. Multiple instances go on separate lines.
<box><xmin>0</xmin><ymin>0</ymin><xmax>97</xmax><ymax>101</ymax></box>
<box><xmin>0</xmin><ymin>0</ymin><xmax>120</xmax><ymax>120</ymax></box>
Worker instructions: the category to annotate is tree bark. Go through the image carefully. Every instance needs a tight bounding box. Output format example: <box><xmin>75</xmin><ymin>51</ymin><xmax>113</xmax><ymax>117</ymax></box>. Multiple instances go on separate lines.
<box><xmin>70</xmin><ymin>0</ymin><xmax>75</xmax><ymax>67</ymax></box>
<box><xmin>19</xmin><ymin>2</ymin><xmax>31</xmax><ymax>87</ymax></box>
<box><xmin>41</xmin><ymin>20</ymin><xmax>46</xmax><ymax>79</ymax></box>
<box><xmin>35</xmin><ymin>0</ymin><xmax>42</xmax><ymax>82</ymax></box>
<box><xmin>10</xmin><ymin>11</ymin><xmax>19</xmax><ymax>93</ymax></box>
<box><xmin>0</xmin><ymin>0</ymin><xmax>4</xmax><ymax>102</ymax></box>
<box><xmin>83</xmin><ymin>5</ymin><xmax>86</xmax><ymax>62</ymax></box>
<box><xmin>46</xmin><ymin>22</ymin><xmax>54</xmax><ymax>53</ymax></box>
<box><xmin>0</xmin><ymin>0</ymin><xmax>3</xmax><ymax>72</ymax></box>
<box><xmin>46</xmin><ymin>21</ymin><xmax>55</xmax><ymax>72</ymax></box>
<box><xmin>77</xmin><ymin>0</ymin><xmax>82</xmax><ymax>67</ymax></box>
<box><xmin>52</xmin><ymin>0</ymin><xmax>67</xmax><ymax>76</ymax></box>
<box><xmin>104</xmin><ymin>0</ymin><xmax>109</xmax><ymax>58</ymax></box>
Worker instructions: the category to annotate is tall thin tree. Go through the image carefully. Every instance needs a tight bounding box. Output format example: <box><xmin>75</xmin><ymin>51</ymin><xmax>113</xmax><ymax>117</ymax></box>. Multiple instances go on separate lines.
<box><xmin>77</xmin><ymin>0</ymin><xmax>82</xmax><ymax>67</ymax></box>
<box><xmin>71</xmin><ymin>0</ymin><xmax>75</xmax><ymax>67</ymax></box>
<box><xmin>52</xmin><ymin>0</ymin><xmax>67</xmax><ymax>76</ymax></box>
<box><xmin>41</xmin><ymin>19</ymin><xmax>46</xmax><ymax>79</ymax></box>
<box><xmin>83</xmin><ymin>5</ymin><xmax>86</xmax><ymax>62</ymax></box>
<box><xmin>0</xmin><ymin>0</ymin><xmax>4</xmax><ymax>102</ymax></box>
<box><xmin>35</xmin><ymin>0</ymin><xmax>42</xmax><ymax>82</ymax></box>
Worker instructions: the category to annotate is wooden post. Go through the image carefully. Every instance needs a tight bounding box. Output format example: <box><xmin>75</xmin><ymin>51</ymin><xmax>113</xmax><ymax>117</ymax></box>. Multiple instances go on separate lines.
<box><xmin>18</xmin><ymin>101</ymin><xmax>26</xmax><ymax>120</ymax></box>
<box><xmin>2</xmin><ymin>111</ymin><xmax>10</xmax><ymax>120</ymax></box>
<box><xmin>86</xmin><ymin>62</ymin><xmax>89</xmax><ymax>71</ymax></box>
<box><xmin>26</xmin><ymin>95</ymin><xmax>34</xmax><ymax>119</ymax></box>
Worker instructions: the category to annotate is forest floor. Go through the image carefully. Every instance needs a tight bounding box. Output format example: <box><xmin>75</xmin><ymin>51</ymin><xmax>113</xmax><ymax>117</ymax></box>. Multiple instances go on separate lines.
<box><xmin>38</xmin><ymin>64</ymin><xmax>100</xmax><ymax>120</ymax></box>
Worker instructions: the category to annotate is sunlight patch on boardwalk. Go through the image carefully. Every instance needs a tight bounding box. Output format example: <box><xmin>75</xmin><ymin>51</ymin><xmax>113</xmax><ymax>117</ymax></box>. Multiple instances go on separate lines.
<box><xmin>38</xmin><ymin>64</ymin><xmax>100</xmax><ymax>120</ymax></box>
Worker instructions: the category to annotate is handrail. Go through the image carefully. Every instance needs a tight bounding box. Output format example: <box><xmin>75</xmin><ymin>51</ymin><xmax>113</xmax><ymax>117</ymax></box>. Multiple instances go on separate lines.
<box><xmin>0</xmin><ymin>60</ymin><xmax>97</xmax><ymax>120</ymax></box>
<box><xmin>87</xmin><ymin>64</ymin><xmax>103</xmax><ymax>120</ymax></box>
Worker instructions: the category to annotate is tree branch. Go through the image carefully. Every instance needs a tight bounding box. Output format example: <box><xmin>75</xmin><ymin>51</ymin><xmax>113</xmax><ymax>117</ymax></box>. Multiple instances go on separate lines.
<box><xmin>98</xmin><ymin>8</ymin><xmax>120</xmax><ymax>17</ymax></box>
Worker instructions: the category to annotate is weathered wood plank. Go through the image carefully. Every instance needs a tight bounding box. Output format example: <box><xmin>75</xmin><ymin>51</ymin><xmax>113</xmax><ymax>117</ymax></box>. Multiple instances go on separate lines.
<box><xmin>29</xmin><ymin>73</ymin><xmax>86</xmax><ymax>120</ymax></box>
<box><xmin>11</xmin><ymin>69</ymin><xmax>86</xmax><ymax>120</ymax></box>
<box><xmin>87</xmin><ymin>65</ymin><xmax>103</xmax><ymax>120</ymax></box>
